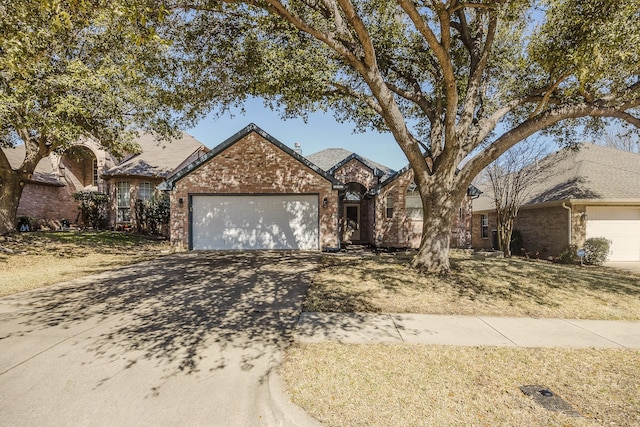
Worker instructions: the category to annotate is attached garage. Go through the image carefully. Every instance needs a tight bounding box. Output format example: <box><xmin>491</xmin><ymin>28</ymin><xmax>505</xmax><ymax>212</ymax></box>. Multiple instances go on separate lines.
<box><xmin>191</xmin><ymin>194</ymin><xmax>319</xmax><ymax>250</ymax></box>
<box><xmin>163</xmin><ymin>124</ymin><xmax>341</xmax><ymax>251</ymax></box>
<box><xmin>586</xmin><ymin>207</ymin><xmax>640</xmax><ymax>262</ymax></box>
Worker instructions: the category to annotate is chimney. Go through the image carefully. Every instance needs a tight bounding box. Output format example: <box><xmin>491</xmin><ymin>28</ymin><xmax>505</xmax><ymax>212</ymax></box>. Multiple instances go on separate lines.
<box><xmin>294</xmin><ymin>142</ymin><xmax>302</xmax><ymax>155</ymax></box>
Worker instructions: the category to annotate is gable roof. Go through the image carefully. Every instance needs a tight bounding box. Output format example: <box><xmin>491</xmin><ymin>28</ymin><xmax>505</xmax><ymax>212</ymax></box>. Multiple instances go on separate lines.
<box><xmin>473</xmin><ymin>143</ymin><xmax>640</xmax><ymax>212</ymax></box>
<box><xmin>160</xmin><ymin>123</ymin><xmax>343</xmax><ymax>190</ymax></box>
<box><xmin>380</xmin><ymin>162</ymin><xmax>481</xmax><ymax>197</ymax></box>
<box><xmin>103</xmin><ymin>132</ymin><xmax>207</xmax><ymax>179</ymax></box>
<box><xmin>1</xmin><ymin>145</ymin><xmax>64</xmax><ymax>186</ymax></box>
<box><xmin>306</xmin><ymin>148</ymin><xmax>396</xmax><ymax>181</ymax></box>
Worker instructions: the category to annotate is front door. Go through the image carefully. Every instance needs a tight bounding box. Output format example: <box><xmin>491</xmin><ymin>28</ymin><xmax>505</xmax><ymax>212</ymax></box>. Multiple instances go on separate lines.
<box><xmin>344</xmin><ymin>204</ymin><xmax>361</xmax><ymax>241</ymax></box>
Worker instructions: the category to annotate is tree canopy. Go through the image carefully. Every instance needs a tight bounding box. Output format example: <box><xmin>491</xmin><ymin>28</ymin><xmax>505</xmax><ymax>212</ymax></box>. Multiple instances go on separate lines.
<box><xmin>165</xmin><ymin>0</ymin><xmax>639</xmax><ymax>272</ymax></box>
<box><xmin>0</xmin><ymin>0</ymin><xmax>183</xmax><ymax>233</ymax></box>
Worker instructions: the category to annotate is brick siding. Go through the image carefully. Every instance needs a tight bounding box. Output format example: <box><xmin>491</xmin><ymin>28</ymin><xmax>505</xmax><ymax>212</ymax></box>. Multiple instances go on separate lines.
<box><xmin>169</xmin><ymin>131</ymin><xmax>339</xmax><ymax>250</ymax></box>
<box><xmin>17</xmin><ymin>183</ymin><xmax>79</xmax><ymax>225</ymax></box>
<box><xmin>472</xmin><ymin>203</ymin><xmax>587</xmax><ymax>257</ymax></box>
<box><xmin>376</xmin><ymin>170</ymin><xmax>473</xmax><ymax>249</ymax></box>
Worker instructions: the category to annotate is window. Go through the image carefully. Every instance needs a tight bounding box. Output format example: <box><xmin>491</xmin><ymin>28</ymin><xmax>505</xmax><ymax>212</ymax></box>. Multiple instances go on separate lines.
<box><xmin>344</xmin><ymin>182</ymin><xmax>366</xmax><ymax>202</ymax></box>
<box><xmin>405</xmin><ymin>182</ymin><xmax>423</xmax><ymax>219</ymax></box>
<box><xmin>116</xmin><ymin>181</ymin><xmax>131</xmax><ymax>222</ymax></box>
<box><xmin>481</xmin><ymin>214</ymin><xmax>489</xmax><ymax>239</ymax></box>
<box><xmin>138</xmin><ymin>182</ymin><xmax>154</xmax><ymax>201</ymax></box>
<box><xmin>92</xmin><ymin>159</ymin><xmax>98</xmax><ymax>187</ymax></box>
<box><xmin>386</xmin><ymin>194</ymin><xmax>394</xmax><ymax>218</ymax></box>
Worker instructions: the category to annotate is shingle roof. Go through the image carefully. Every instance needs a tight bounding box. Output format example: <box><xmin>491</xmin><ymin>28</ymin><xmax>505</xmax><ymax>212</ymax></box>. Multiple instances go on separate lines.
<box><xmin>103</xmin><ymin>132</ymin><xmax>206</xmax><ymax>178</ymax></box>
<box><xmin>1</xmin><ymin>145</ymin><xmax>64</xmax><ymax>186</ymax></box>
<box><xmin>473</xmin><ymin>143</ymin><xmax>640</xmax><ymax>212</ymax></box>
<box><xmin>305</xmin><ymin>148</ymin><xmax>396</xmax><ymax>181</ymax></box>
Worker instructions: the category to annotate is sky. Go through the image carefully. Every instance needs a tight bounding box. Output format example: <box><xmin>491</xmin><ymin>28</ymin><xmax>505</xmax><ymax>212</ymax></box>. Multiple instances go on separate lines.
<box><xmin>186</xmin><ymin>97</ymin><xmax>409</xmax><ymax>171</ymax></box>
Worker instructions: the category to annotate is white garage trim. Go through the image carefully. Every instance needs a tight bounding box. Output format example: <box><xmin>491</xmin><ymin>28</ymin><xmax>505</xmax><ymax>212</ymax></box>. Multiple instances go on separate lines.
<box><xmin>190</xmin><ymin>194</ymin><xmax>320</xmax><ymax>250</ymax></box>
<box><xmin>586</xmin><ymin>206</ymin><xmax>640</xmax><ymax>262</ymax></box>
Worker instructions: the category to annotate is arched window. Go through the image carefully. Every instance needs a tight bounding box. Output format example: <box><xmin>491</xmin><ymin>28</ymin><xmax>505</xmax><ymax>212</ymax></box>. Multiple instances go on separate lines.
<box><xmin>405</xmin><ymin>182</ymin><xmax>423</xmax><ymax>219</ymax></box>
<box><xmin>344</xmin><ymin>182</ymin><xmax>367</xmax><ymax>202</ymax></box>
<box><xmin>116</xmin><ymin>181</ymin><xmax>131</xmax><ymax>222</ymax></box>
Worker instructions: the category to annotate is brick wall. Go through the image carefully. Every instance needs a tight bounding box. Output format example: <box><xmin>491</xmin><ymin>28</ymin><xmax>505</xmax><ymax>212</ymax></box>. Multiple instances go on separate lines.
<box><xmin>332</xmin><ymin>159</ymin><xmax>377</xmax><ymax>190</ymax></box>
<box><xmin>169</xmin><ymin>131</ymin><xmax>339</xmax><ymax>249</ymax></box>
<box><xmin>375</xmin><ymin>170</ymin><xmax>473</xmax><ymax>249</ymax></box>
<box><xmin>17</xmin><ymin>183</ymin><xmax>79</xmax><ymax>225</ymax></box>
<box><xmin>472</xmin><ymin>203</ymin><xmax>585</xmax><ymax>257</ymax></box>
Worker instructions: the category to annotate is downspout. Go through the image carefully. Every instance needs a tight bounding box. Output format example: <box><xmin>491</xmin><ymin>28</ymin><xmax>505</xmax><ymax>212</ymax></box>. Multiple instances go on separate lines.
<box><xmin>562</xmin><ymin>202</ymin><xmax>572</xmax><ymax>245</ymax></box>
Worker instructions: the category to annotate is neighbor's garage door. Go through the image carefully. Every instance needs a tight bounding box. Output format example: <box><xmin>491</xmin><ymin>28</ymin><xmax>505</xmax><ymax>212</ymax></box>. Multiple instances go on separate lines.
<box><xmin>586</xmin><ymin>207</ymin><xmax>640</xmax><ymax>261</ymax></box>
<box><xmin>191</xmin><ymin>194</ymin><xmax>319</xmax><ymax>250</ymax></box>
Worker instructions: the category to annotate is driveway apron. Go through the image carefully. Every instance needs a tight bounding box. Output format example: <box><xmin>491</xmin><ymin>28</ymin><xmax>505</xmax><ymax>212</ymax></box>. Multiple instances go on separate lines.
<box><xmin>0</xmin><ymin>251</ymin><xmax>318</xmax><ymax>426</ymax></box>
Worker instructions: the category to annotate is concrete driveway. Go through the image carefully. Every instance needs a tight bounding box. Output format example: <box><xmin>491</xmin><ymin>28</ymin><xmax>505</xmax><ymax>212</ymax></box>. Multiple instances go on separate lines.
<box><xmin>0</xmin><ymin>252</ymin><xmax>321</xmax><ymax>426</ymax></box>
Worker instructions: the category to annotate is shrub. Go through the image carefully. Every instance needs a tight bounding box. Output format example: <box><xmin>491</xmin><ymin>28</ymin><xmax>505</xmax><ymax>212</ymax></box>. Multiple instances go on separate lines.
<box><xmin>557</xmin><ymin>244</ymin><xmax>578</xmax><ymax>264</ymax></box>
<box><xmin>583</xmin><ymin>237</ymin><xmax>610</xmax><ymax>266</ymax></box>
<box><xmin>135</xmin><ymin>193</ymin><xmax>170</xmax><ymax>235</ymax></box>
<box><xmin>73</xmin><ymin>191</ymin><xmax>109</xmax><ymax>229</ymax></box>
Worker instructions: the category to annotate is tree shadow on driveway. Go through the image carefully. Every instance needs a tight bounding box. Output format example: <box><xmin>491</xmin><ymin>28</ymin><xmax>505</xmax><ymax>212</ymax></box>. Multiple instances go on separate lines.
<box><xmin>0</xmin><ymin>251</ymin><xmax>319</xmax><ymax>391</ymax></box>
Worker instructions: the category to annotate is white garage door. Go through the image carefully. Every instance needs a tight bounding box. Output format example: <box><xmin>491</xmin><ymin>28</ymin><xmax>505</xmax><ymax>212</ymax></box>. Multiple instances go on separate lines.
<box><xmin>191</xmin><ymin>195</ymin><xmax>319</xmax><ymax>250</ymax></box>
<box><xmin>586</xmin><ymin>207</ymin><xmax>640</xmax><ymax>261</ymax></box>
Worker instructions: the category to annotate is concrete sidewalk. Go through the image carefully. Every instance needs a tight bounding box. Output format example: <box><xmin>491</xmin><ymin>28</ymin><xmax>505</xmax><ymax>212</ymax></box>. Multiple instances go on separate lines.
<box><xmin>294</xmin><ymin>312</ymin><xmax>640</xmax><ymax>349</ymax></box>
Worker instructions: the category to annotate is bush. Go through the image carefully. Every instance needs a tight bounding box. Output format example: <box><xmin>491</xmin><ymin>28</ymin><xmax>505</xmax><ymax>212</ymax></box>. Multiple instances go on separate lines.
<box><xmin>73</xmin><ymin>191</ymin><xmax>109</xmax><ymax>229</ymax></box>
<box><xmin>557</xmin><ymin>244</ymin><xmax>578</xmax><ymax>264</ymax></box>
<box><xmin>135</xmin><ymin>193</ymin><xmax>170</xmax><ymax>235</ymax></box>
<box><xmin>583</xmin><ymin>237</ymin><xmax>610</xmax><ymax>266</ymax></box>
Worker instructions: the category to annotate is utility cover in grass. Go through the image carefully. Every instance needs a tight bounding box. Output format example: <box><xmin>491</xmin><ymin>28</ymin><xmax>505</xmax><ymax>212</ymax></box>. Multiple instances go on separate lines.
<box><xmin>520</xmin><ymin>385</ymin><xmax>582</xmax><ymax>417</ymax></box>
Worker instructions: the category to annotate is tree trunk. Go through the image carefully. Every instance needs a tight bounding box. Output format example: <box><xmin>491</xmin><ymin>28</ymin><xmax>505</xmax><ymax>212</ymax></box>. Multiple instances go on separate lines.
<box><xmin>411</xmin><ymin>182</ymin><xmax>462</xmax><ymax>274</ymax></box>
<box><xmin>0</xmin><ymin>171</ymin><xmax>25</xmax><ymax>235</ymax></box>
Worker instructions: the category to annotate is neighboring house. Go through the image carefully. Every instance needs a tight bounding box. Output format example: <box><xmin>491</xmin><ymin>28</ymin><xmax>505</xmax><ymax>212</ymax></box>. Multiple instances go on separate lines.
<box><xmin>3</xmin><ymin>139</ymin><xmax>117</xmax><ymax>226</ymax></box>
<box><xmin>102</xmin><ymin>133</ymin><xmax>208</xmax><ymax>229</ymax></box>
<box><xmin>2</xmin><ymin>133</ymin><xmax>207</xmax><ymax>230</ymax></box>
<box><xmin>472</xmin><ymin>143</ymin><xmax>640</xmax><ymax>261</ymax></box>
<box><xmin>162</xmin><ymin>123</ymin><xmax>479</xmax><ymax>251</ymax></box>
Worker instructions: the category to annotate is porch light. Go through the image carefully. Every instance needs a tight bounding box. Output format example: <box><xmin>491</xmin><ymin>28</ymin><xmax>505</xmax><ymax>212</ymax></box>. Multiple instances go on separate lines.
<box><xmin>323</xmin><ymin>197</ymin><xmax>328</xmax><ymax>208</ymax></box>
<box><xmin>178</xmin><ymin>198</ymin><xmax>184</xmax><ymax>207</ymax></box>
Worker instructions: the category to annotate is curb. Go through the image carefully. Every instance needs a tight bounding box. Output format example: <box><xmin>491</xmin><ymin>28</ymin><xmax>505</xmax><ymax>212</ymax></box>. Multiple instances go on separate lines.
<box><xmin>267</xmin><ymin>368</ymin><xmax>324</xmax><ymax>427</ymax></box>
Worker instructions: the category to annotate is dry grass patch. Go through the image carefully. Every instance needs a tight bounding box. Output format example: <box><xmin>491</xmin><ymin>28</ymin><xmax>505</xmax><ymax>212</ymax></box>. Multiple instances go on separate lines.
<box><xmin>306</xmin><ymin>252</ymin><xmax>640</xmax><ymax>320</ymax></box>
<box><xmin>0</xmin><ymin>231</ymin><xmax>169</xmax><ymax>297</ymax></box>
<box><xmin>283</xmin><ymin>343</ymin><xmax>640</xmax><ymax>427</ymax></box>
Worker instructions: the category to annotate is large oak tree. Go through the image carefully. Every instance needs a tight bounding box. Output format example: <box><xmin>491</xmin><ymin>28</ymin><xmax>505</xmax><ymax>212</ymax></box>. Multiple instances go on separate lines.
<box><xmin>0</xmin><ymin>1</ymin><xmax>184</xmax><ymax>234</ymax></box>
<box><xmin>169</xmin><ymin>0</ymin><xmax>639</xmax><ymax>273</ymax></box>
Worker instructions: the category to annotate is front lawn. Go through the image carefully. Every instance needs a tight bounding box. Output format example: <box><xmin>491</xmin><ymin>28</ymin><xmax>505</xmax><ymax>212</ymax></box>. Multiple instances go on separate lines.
<box><xmin>306</xmin><ymin>251</ymin><xmax>640</xmax><ymax>320</ymax></box>
<box><xmin>284</xmin><ymin>251</ymin><xmax>640</xmax><ymax>426</ymax></box>
<box><xmin>284</xmin><ymin>344</ymin><xmax>640</xmax><ymax>427</ymax></box>
<box><xmin>0</xmin><ymin>231</ymin><xmax>170</xmax><ymax>297</ymax></box>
